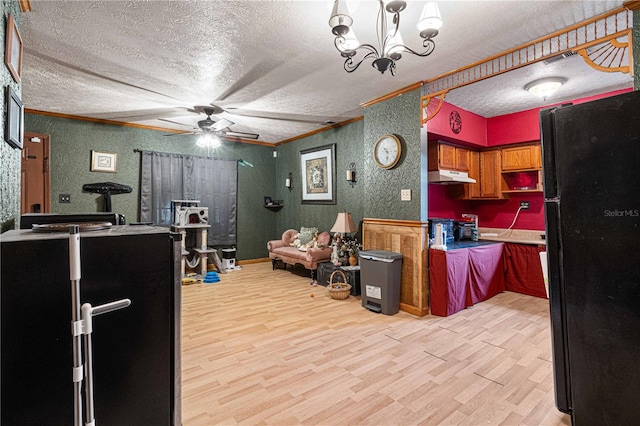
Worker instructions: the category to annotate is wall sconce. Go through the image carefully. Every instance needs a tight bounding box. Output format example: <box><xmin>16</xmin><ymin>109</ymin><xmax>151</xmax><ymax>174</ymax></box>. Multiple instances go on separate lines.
<box><xmin>346</xmin><ymin>162</ymin><xmax>356</xmax><ymax>187</ymax></box>
<box><xmin>285</xmin><ymin>172</ymin><xmax>293</xmax><ymax>191</ymax></box>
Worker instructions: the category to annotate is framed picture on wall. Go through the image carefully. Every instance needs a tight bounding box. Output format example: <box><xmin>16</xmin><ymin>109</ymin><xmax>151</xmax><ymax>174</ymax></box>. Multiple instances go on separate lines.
<box><xmin>5</xmin><ymin>85</ymin><xmax>24</xmax><ymax>149</ymax></box>
<box><xmin>91</xmin><ymin>150</ymin><xmax>118</xmax><ymax>172</ymax></box>
<box><xmin>5</xmin><ymin>14</ymin><xmax>23</xmax><ymax>83</ymax></box>
<box><xmin>300</xmin><ymin>144</ymin><xmax>336</xmax><ymax>204</ymax></box>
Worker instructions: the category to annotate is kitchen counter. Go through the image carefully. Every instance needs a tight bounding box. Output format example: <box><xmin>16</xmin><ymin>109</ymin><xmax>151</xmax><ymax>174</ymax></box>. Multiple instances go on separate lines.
<box><xmin>477</xmin><ymin>227</ymin><xmax>546</xmax><ymax>246</ymax></box>
<box><xmin>432</xmin><ymin>240</ymin><xmax>499</xmax><ymax>250</ymax></box>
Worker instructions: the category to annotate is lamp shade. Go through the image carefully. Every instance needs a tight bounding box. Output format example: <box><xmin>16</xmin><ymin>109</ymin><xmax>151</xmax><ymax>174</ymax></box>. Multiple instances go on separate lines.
<box><xmin>330</xmin><ymin>212</ymin><xmax>357</xmax><ymax>234</ymax></box>
<box><xmin>329</xmin><ymin>0</ymin><xmax>353</xmax><ymax>36</ymax></box>
<box><xmin>417</xmin><ymin>2</ymin><xmax>443</xmax><ymax>31</ymax></box>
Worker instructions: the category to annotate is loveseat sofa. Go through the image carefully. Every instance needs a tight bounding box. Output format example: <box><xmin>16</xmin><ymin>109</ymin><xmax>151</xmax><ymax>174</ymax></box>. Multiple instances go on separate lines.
<box><xmin>267</xmin><ymin>228</ymin><xmax>332</xmax><ymax>280</ymax></box>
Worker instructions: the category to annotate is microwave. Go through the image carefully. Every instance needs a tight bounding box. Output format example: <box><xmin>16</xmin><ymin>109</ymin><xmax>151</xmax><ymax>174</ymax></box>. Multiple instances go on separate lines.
<box><xmin>454</xmin><ymin>221</ymin><xmax>475</xmax><ymax>241</ymax></box>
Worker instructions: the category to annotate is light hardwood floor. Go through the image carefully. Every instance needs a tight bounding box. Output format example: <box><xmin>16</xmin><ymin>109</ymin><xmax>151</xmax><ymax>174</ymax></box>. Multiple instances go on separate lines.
<box><xmin>181</xmin><ymin>262</ymin><xmax>571</xmax><ymax>425</ymax></box>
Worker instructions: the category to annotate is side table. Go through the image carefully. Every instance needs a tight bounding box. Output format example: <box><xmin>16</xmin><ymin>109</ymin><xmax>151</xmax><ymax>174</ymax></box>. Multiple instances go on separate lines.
<box><xmin>317</xmin><ymin>262</ymin><xmax>361</xmax><ymax>296</ymax></box>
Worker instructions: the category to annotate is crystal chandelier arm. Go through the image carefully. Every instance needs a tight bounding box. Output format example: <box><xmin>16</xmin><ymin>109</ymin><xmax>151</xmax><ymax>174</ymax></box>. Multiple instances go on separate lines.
<box><xmin>394</xmin><ymin>39</ymin><xmax>437</xmax><ymax>58</ymax></box>
<box><xmin>383</xmin><ymin>10</ymin><xmax>401</xmax><ymax>55</ymax></box>
<box><xmin>376</xmin><ymin>0</ymin><xmax>388</xmax><ymax>53</ymax></box>
<box><xmin>344</xmin><ymin>50</ymin><xmax>378</xmax><ymax>73</ymax></box>
<box><xmin>334</xmin><ymin>35</ymin><xmax>379</xmax><ymax>57</ymax></box>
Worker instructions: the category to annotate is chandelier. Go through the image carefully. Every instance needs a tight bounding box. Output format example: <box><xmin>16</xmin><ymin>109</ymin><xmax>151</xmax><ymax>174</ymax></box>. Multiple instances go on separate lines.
<box><xmin>329</xmin><ymin>0</ymin><xmax>443</xmax><ymax>75</ymax></box>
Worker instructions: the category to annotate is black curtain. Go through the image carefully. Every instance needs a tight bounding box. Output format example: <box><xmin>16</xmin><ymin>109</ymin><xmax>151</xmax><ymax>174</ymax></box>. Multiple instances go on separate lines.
<box><xmin>139</xmin><ymin>150</ymin><xmax>237</xmax><ymax>246</ymax></box>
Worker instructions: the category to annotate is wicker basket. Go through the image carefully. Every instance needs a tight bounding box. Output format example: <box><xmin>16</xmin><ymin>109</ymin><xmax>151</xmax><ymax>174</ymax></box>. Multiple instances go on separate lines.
<box><xmin>328</xmin><ymin>270</ymin><xmax>352</xmax><ymax>300</ymax></box>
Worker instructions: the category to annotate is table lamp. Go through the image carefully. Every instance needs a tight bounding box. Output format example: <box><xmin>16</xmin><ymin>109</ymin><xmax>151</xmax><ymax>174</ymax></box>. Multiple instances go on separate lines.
<box><xmin>331</xmin><ymin>211</ymin><xmax>357</xmax><ymax>242</ymax></box>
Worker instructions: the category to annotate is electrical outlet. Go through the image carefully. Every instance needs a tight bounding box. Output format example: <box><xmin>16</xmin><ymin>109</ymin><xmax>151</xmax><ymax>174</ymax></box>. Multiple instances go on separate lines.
<box><xmin>59</xmin><ymin>194</ymin><xmax>71</xmax><ymax>203</ymax></box>
<box><xmin>401</xmin><ymin>189</ymin><xmax>411</xmax><ymax>201</ymax></box>
<box><xmin>520</xmin><ymin>201</ymin><xmax>530</xmax><ymax>209</ymax></box>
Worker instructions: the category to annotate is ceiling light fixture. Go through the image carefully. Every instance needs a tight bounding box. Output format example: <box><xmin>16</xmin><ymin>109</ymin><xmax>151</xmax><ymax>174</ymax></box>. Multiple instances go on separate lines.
<box><xmin>329</xmin><ymin>0</ymin><xmax>442</xmax><ymax>76</ymax></box>
<box><xmin>525</xmin><ymin>77</ymin><xmax>566</xmax><ymax>100</ymax></box>
<box><xmin>196</xmin><ymin>130</ymin><xmax>221</xmax><ymax>149</ymax></box>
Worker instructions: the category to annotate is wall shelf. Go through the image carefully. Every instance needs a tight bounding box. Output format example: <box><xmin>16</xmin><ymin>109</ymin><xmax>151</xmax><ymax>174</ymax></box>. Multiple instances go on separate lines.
<box><xmin>501</xmin><ymin>169</ymin><xmax>543</xmax><ymax>193</ymax></box>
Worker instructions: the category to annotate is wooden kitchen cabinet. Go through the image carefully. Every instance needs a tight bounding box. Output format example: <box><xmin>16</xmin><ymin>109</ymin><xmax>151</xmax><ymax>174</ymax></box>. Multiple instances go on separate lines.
<box><xmin>501</xmin><ymin>142</ymin><xmax>543</xmax><ymax>193</ymax></box>
<box><xmin>501</xmin><ymin>143</ymin><xmax>541</xmax><ymax>171</ymax></box>
<box><xmin>450</xmin><ymin>151</ymin><xmax>480</xmax><ymax>200</ymax></box>
<box><xmin>479</xmin><ymin>149</ymin><xmax>506</xmax><ymax>199</ymax></box>
<box><xmin>429</xmin><ymin>143</ymin><xmax>470</xmax><ymax>172</ymax></box>
<box><xmin>449</xmin><ymin>150</ymin><xmax>504</xmax><ymax>200</ymax></box>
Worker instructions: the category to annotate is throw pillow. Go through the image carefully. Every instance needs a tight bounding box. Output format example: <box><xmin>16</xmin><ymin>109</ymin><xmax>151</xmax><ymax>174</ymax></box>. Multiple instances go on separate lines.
<box><xmin>298</xmin><ymin>227</ymin><xmax>318</xmax><ymax>245</ymax></box>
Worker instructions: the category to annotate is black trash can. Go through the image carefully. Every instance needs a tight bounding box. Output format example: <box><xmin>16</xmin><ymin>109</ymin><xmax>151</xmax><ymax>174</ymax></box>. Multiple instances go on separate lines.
<box><xmin>359</xmin><ymin>250</ymin><xmax>403</xmax><ymax>315</ymax></box>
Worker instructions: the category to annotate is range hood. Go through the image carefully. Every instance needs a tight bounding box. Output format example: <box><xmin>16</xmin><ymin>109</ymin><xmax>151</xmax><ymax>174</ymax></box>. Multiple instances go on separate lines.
<box><xmin>428</xmin><ymin>169</ymin><xmax>477</xmax><ymax>184</ymax></box>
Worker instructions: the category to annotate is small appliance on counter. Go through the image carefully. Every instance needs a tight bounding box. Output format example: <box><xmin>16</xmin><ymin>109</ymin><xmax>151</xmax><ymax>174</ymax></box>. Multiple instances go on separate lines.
<box><xmin>428</xmin><ymin>218</ymin><xmax>454</xmax><ymax>245</ymax></box>
<box><xmin>454</xmin><ymin>220</ymin><xmax>476</xmax><ymax>241</ymax></box>
<box><xmin>461</xmin><ymin>213</ymin><xmax>478</xmax><ymax>241</ymax></box>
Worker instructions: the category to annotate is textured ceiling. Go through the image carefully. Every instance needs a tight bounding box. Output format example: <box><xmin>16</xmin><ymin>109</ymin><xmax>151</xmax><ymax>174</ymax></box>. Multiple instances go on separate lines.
<box><xmin>20</xmin><ymin>0</ymin><xmax>633</xmax><ymax>144</ymax></box>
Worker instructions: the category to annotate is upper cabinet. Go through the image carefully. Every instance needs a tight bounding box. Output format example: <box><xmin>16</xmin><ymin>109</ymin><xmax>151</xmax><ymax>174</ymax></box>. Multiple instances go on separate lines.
<box><xmin>501</xmin><ymin>143</ymin><xmax>541</xmax><ymax>171</ymax></box>
<box><xmin>447</xmin><ymin>142</ymin><xmax>542</xmax><ymax>200</ymax></box>
<box><xmin>479</xmin><ymin>150</ymin><xmax>506</xmax><ymax>199</ymax></box>
<box><xmin>501</xmin><ymin>142</ymin><xmax>543</xmax><ymax>193</ymax></box>
<box><xmin>450</xmin><ymin>149</ymin><xmax>506</xmax><ymax>200</ymax></box>
<box><xmin>428</xmin><ymin>143</ymin><xmax>471</xmax><ymax>172</ymax></box>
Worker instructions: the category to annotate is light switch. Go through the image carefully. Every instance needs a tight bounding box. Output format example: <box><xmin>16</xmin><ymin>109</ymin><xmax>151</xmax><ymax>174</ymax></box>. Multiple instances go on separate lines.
<box><xmin>401</xmin><ymin>189</ymin><xmax>411</xmax><ymax>201</ymax></box>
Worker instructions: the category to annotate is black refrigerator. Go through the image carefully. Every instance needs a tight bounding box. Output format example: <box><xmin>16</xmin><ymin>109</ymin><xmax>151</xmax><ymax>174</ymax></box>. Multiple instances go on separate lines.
<box><xmin>540</xmin><ymin>89</ymin><xmax>640</xmax><ymax>424</ymax></box>
<box><xmin>1</xmin><ymin>225</ymin><xmax>182</xmax><ymax>425</ymax></box>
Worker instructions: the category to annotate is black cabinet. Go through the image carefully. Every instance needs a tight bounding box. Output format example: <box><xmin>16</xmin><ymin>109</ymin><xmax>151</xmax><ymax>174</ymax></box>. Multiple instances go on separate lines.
<box><xmin>317</xmin><ymin>262</ymin><xmax>361</xmax><ymax>296</ymax></box>
<box><xmin>1</xmin><ymin>226</ymin><xmax>181</xmax><ymax>425</ymax></box>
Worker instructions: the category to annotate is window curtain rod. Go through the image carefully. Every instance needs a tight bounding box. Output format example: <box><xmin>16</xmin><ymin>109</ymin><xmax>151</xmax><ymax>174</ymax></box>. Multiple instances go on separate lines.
<box><xmin>132</xmin><ymin>149</ymin><xmax>253</xmax><ymax>167</ymax></box>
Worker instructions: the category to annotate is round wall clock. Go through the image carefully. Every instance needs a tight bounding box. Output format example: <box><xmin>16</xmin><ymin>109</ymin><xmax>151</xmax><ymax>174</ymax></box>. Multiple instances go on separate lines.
<box><xmin>373</xmin><ymin>134</ymin><xmax>402</xmax><ymax>169</ymax></box>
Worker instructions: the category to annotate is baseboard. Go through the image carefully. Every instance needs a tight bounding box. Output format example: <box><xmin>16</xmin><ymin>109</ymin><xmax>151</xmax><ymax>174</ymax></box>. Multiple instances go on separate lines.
<box><xmin>236</xmin><ymin>257</ymin><xmax>270</xmax><ymax>265</ymax></box>
<box><xmin>400</xmin><ymin>303</ymin><xmax>429</xmax><ymax>317</ymax></box>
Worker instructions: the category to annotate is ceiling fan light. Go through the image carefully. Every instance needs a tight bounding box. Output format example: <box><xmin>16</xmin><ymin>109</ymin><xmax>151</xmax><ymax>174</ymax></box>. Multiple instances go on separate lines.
<box><xmin>417</xmin><ymin>2</ymin><xmax>442</xmax><ymax>32</ymax></box>
<box><xmin>329</xmin><ymin>0</ymin><xmax>353</xmax><ymax>36</ymax></box>
<box><xmin>197</xmin><ymin>132</ymin><xmax>221</xmax><ymax>148</ymax></box>
<box><xmin>525</xmin><ymin>77</ymin><xmax>566</xmax><ymax>98</ymax></box>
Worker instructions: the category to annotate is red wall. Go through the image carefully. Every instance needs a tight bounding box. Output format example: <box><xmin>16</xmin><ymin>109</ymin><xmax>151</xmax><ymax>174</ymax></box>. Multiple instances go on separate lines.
<box><xmin>428</xmin><ymin>185</ymin><xmax>545</xmax><ymax>230</ymax></box>
<box><xmin>426</xmin><ymin>101</ymin><xmax>487</xmax><ymax>147</ymax></box>
<box><xmin>428</xmin><ymin>89</ymin><xmax>632</xmax><ymax>230</ymax></box>
<box><xmin>469</xmin><ymin>193</ymin><xmax>545</xmax><ymax>230</ymax></box>
<box><xmin>486</xmin><ymin>88</ymin><xmax>632</xmax><ymax>146</ymax></box>
<box><xmin>428</xmin><ymin>185</ymin><xmax>471</xmax><ymax>219</ymax></box>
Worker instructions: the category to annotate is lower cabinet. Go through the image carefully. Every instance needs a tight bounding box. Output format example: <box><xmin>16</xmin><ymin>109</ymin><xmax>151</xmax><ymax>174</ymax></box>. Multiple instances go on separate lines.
<box><xmin>503</xmin><ymin>243</ymin><xmax>547</xmax><ymax>298</ymax></box>
<box><xmin>429</xmin><ymin>243</ymin><xmax>506</xmax><ymax>316</ymax></box>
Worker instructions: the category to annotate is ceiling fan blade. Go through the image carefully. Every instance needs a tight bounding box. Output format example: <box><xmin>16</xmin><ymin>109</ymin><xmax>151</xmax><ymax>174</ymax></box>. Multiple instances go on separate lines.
<box><xmin>223</xmin><ymin>131</ymin><xmax>260</xmax><ymax>140</ymax></box>
<box><xmin>164</xmin><ymin>131</ymin><xmax>197</xmax><ymax>137</ymax></box>
<box><xmin>158</xmin><ymin>118</ymin><xmax>195</xmax><ymax>128</ymax></box>
<box><xmin>224</xmin><ymin>108</ymin><xmax>335</xmax><ymax>124</ymax></box>
<box><xmin>89</xmin><ymin>107</ymin><xmax>193</xmax><ymax>122</ymax></box>
<box><xmin>211</xmin><ymin>118</ymin><xmax>234</xmax><ymax>132</ymax></box>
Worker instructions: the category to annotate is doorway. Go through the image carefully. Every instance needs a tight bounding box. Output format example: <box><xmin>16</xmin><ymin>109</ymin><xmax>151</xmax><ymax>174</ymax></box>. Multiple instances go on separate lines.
<box><xmin>21</xmin><ymin>132</ymin><xmax>51</xmax><ymax>214</ymax></box>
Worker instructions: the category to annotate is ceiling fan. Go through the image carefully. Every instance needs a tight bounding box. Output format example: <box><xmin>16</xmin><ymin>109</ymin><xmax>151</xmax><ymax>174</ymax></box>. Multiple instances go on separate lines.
<box><xmin>163</xmin><ymin>106</ymin><xmax>260</xmax><ymax>141</ymax></box>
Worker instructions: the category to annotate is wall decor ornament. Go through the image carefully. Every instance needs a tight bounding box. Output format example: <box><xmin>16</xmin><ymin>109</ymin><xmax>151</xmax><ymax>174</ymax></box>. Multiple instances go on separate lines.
<box><xmin>90</xmin><ymin>150</ymin><xmax>118</xmax><ymax>173</ymax></box>
<box><xmin>5</xmin><ymin>85</ymin><xmax>23</xmax><ymax>149</ymax></box>
<box><xmin>5</xmin><ymin>14</ymin><xmax>23</xmax><ymax>83</ymax></box>
<box><xmin>449</xmin><ymin>110</ymin><xmax>462</xmax><ymax>134</ymax></box>
<box><xmin>300</xmin><ymin>144</ymin><xmax>336</xmax><ymax>204</ymax></box>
